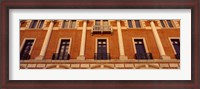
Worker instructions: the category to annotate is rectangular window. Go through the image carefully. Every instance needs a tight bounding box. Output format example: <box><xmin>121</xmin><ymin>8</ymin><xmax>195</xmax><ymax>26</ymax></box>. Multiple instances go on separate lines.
<box><xmin>29</xmin><ymin>20</ymin><xmax>38</xmax><ymax>28</ymax></box>
<box><xmin>29</xmin><ymin>20</ymin><xmax>44</xmax><ymax>29</ymax></box>
<box><xmin>95</xmin><ymin>20</ymin><xmax>101</xmax><ymax>25</ymax></box>
<box><xmin>160</xmin><ymin>20</ymin><xmax>166</xmax><ymax>27</ymax></box>
<box><xmin>38</xmin><ymin>20</ymin><xmax>44</xmax><ymax>28</ymax></box>
<box><xmin>20</xmin><ymin>40</ymin><xmax>34</xmax><ymax>60</ymax></box>
<box><xmin>135</xmin><ymin>20</ymin><xmax>141</xmax><ymax>28</ymax></box>
<box><xmin>134</xmin><ymin>39</ymin><xmax>153</xmax><ymax>59</ymax></box>
<box><xmin>171</xmin><ymin>39</ymin><xmax>180</xmax><ymax>59</ymax></box>
<box><xmin>53</xmin><ymin>39</ymin><xmax>70</xmax><ymax>60</ymax></box>
<box><xmin>70</xmin><ymin>20</ymin><xmax>76</xmax><ymax>28</ymax></box>
<box><xmin>95</xmin><ymin>39</ymin><xmax>109</xmax><ymax>60</ymax></box>
<box><xmin>128</xmin><ymin>20</ymin><xmax>133</xmax><ymax>28</ymax></box>
<box><xmin>62</xmin><ymin>20</ymin><xmax>69</xmax><ymax>28</ymax></box>
<box><xmin>62</xmin><ymin>20</ymin><xmax>76</xmax><ymax>29</ymax></box>
<box><xmin>167</xmin><ymin>20</ymin><xmax>173</xmax><ymax>28</ymax></box>
<box><xmin>103</xmin><ymin>20</ymin><xmax>108</xmax><ymax>26</ymax></box>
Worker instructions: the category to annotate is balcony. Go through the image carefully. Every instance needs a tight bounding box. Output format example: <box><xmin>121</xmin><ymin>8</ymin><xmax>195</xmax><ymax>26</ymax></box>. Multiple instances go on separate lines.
<box><xmin>94</xmin><ymin>53</ymin><xmax>110</xmax><ymax>60</ymax></box>
<box><xmin>52</xmin><ymin>52</ymin><xmax>70</xmax><ymax>60</ymax></box>
<box><xmin>175</xmin><ymin>53</ymin><xmax>180</xmax><ymax>59</ymax></box>
<box><xmin>91</xmin><ymin>25</ymin><xmax>113</xmax><ymax>34</ymax></box>
<box><xmin>135</xmin><ymin>53</ymin><xmax>153</xmax><ymax>60</ymax></box>
<box><xmin>20</xmin><ymin>53</ymin><xmax>30</xmax><ymax>60</ymax></box>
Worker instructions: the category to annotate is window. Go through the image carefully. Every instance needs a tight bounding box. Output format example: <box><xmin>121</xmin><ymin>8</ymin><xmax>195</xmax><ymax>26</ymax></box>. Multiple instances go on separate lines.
<box><xmin>95</xmin><ymin>20</ymin><xmax>101</xmax><ymax>25</ymax></box>
<box><xmin>160</xmin><ymin>20</ymin><xmax>166</xmax><ymax>27</ymax></box>
<box><xmin>167</xmin><ymin>20</ymin><xmax>173</xmax><ymax>28</ymax></box>
<box><xmin>127</xmin><ymin>20</ymin><xmax>141</xmax><ymax>28</ymax></box>
<box><xmin>128</xmin><ymin>20</ymin><xmax>133</xmax><ymax>28</ymax></box>
<box><xmin>171</xmin><ymin>39</ymin><xmax>180</xmax><ymax>59</ymax></box>
<box><xmin>62</xmin><ymin>20</ymin><xmax>76</xmax><ymax>29</ymax></box>
<box><xmin>160</xmin><ymin>20</ymin><xmax>174</xmax><ymax>28</ymax></box>
<box><xmin>95</xmin><ymin>39</ymin><xmax>110</xmax><ymax>60</ymax></box>
<box><xmin>103</xmin><ymin>20</ymin><xmax>109</xmax><ymax>26</ymax></box>
<box><xmin>29</xmin><ymin>20</ymin><xmax>38</xmax><ymax>28</ymax></box>
<box><xmin>70</xmin><ymin>20</ymin><xmax>76</xmax><ymax>28</ymax></box>
<box><xmin>29</xmin><ymin>20</ymin><xmax>44</xmax><ymax>29</ymax></box>
<box><xmin>38</xmin><ymin>20</ymin><xmax>44</xmax><ymax>28</ymax></box>
<box><xmin>52</xmin><ymin>39</ymin><xmax>70</xmax><ymax>60</ymax></box>
<box><xmin>62</xmin><ymin>20</ymin><xmax>69</xmax><ymax>28</ymax></box>
<box><xmin>135</xmin><ymin>20</ymin><xmax>141</xmax><ymax>28</ymax></box>
<box><xmin>20</xmin><ymin>40</ymin><xmax>34</xmax><ymax>60</ymax></box>
<box><xmin>134</xmin><ymin>39</ymin><xmax>152</xmax><ymax>59</ymax></box>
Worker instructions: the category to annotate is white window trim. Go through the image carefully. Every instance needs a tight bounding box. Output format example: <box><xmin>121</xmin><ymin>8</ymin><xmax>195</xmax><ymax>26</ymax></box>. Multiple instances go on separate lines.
<box><xmin>56</xmin><ymin>38</ymin><xmax>72</xmax><ymax>54</ymax></box>
<box><xmin>95</xmin><ymin>38</ymin><xmax>109</xmax><ymax>53</ymax></box>
<box><xmin>20</xmin><ymin>38</ymin><xmax>36</xmax><ymax>55</ymax></box>
<box><xmin>168</xmin><ymin>37</ymin><xmax>180</xmax><ymax>54</ymax></box>
<box><xmin>132</xmin><ymin>37</ymin><xmax>149</xmax><ymax>54</ymax></box>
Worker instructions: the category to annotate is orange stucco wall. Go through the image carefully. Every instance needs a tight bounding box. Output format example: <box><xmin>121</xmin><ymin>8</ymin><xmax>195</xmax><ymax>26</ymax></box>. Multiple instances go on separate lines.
<box><xmin>122</xmin><ymin>29</ymin><xmax>160</xmax><ymax>59</ymax></box>
<box><xmin>20</xmin><ymin>20</ymin><xmax>180</xmax><ymax>60</ymax></box>
<box><xmin>20</xmin><ymin>30</ymin><xmax>47</xmax><ymax>59</ymax></box>
<box><xmin>44</xmin><ymin>30</ymin><xmax>82</xmax><ymax>59</ymax></box>
<box><xmin>85</xmin><ymin>30</ymin><xmax>120</xmax><ymax>59</ymax></box>
<box><xmin>157</xmin><ymin>29</ymin><xmax>180</xmax><ymax>59</ymax></box>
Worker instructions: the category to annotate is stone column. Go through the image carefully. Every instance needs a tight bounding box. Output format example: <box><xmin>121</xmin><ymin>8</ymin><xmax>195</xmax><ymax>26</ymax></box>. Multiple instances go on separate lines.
<box><xmin>77</xmin><ymin>20</ymin><xmax>87</xmax><ymax>60</ymax></box>
<box><xmin>150</xmin><ymin>20</ymin><xmax>170</xmax><ymax>59</ymax></box>
<box><xmin>117</xmin><ymin>20</ymin><xmax>128</xmax><ymax>60</ymax></box>
<box><xmin>35</xmin><ymin>20</ymin><xmax>54</xmax><ymax>60</ymax></box>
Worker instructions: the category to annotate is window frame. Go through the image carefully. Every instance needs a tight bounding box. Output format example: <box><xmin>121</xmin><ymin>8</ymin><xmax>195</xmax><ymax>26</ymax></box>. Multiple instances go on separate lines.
<box><xmin>160</xmin><ymin>20</ymin><xmax>177</xmax><ymax>28</ymax></box>
<box><xmin>20</xmin><ymin>38</ymin><xmax>36</xmax><ymax>56</ymax></box>
<box><xmin>94</xmin><ymin>20</ymin><xmax>110</xmax><ymax>26</ymax></box>
<box><xmin>61</xmin><ymin>20</ymin><xmax>77</xmax><ymax>29</ymax></box>
<box><xmin>168</xmin><ymin>37</ymin><xmax>180</xmax><ymax>56</ymax></box>
<box><xmin>132</xmin><ymin>37</ymin><xmax>149</xmax><ymax>54</ymax></box>
<box><xmin>95</xmin><ymin>38</ymin><xmax>109</xmax><ymax>54</ymax></box>
<box><xmin>127</xmin><ymin>20</ymin><xmax>134</xmax><ymax>28</ymax></box>
<box><xmin>160</xmin><ymin>20</ymin><xmax>167</xmax><ymax>28</ymax></box>
<box><xmin>166</xmin><ymin>20</ymin><xmax>174</xmax><ymax>28</ymax></box>
<box><xmin>56</xmin><ymin>38</ymin><xmax>72</xmax><ymax>54</ymax></box>
<box><xmin>127</xmin><ymin>20</ymin><xmax>142</xmax><ymax>29</ymax></box>
<box><xmin>29</xmin><ymin>20</ymin><xmax>45</xmax><ymax>29</ymax></box>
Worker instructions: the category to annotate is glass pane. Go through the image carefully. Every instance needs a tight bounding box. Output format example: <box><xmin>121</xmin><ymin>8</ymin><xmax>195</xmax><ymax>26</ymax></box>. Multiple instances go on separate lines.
<box><xmin>71</xmin><ymin>20</ymin><xmax>76</xmax><ymax>28</ymax></box>
<box><xmin>160</xmin><ymin>20</ymin><xmax>165</xmax><ymax>27</ymax></box>
<box><xmin>128</xmin><ymin>20</ymin><xmax>133</xmax><ymax>28</ymax></box>
<box><xmin>30</xmin><ymin>20</ymin><xmax>38</xmax><ymax>28</ymax></box>
<box><xmin>135</xmin><ymin>20</ymin><xmax>141</xmax><ymax>28</ymax></box>
<box><xmin>63</xmin><ymin>20</ymin><xmax>69</xmax><ymax>28</ymax></box>
<box><xmin>103</xmin><ymin>20</ymin><xmax>108</xmax><ymax>25</ymax></box>
<box><xmin>167</xmin><ymin>20</ymin><xmax>173</xmax><ymax>27</ymax></box>
<box><xmin>38</xmin><ymin>20</ymin><xmax>44</xmax><ymax>28</ymax></box>
<box><xmin>95</xmin><ymin>20</ymin><xmax>100</xmax><ymax>25</ymax></box>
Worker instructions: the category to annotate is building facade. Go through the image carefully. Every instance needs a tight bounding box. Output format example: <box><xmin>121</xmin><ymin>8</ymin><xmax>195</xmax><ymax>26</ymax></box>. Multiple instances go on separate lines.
<box><xmin>20</xmin><ymin>20</ymin><xmax>180</xmax><ymax>69</ymax></box>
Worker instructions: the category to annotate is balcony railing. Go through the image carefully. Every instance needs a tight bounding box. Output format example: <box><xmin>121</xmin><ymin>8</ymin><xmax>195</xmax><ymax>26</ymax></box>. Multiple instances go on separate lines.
<box><xmin>135</xmin><ymin>53</ymin><xmax>153</xmax><ymax>60</ymax></box>
<box><xmin>20</xmin><ymin>53</ymin><xmax>30</xmax><ymax>60</ymax></box>
<box><xmin>52</xmin><ymin>52</ymin><xmax>70</xmax><ymax>60</ymax></box>
<box><xmin>94</xmin><ymin>53</ymin><xmax>110</xmax><ymax>60</ymax></box>
<box><xmin>91</xmin><ymin>25</ymin><xmax>113</xmax><ymax>34</ymax></box>
<box><xmin>175</xmin><ymin>53</ymin><xmax>180</xmax><ymax>59</ymax></box>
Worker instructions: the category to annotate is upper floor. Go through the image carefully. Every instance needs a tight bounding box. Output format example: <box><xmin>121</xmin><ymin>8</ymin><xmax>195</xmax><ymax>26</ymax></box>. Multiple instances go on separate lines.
<box><xmin>20</xmin><ymin>20</ymin><xmax>180</xmax><ymax>31</ymax></box>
